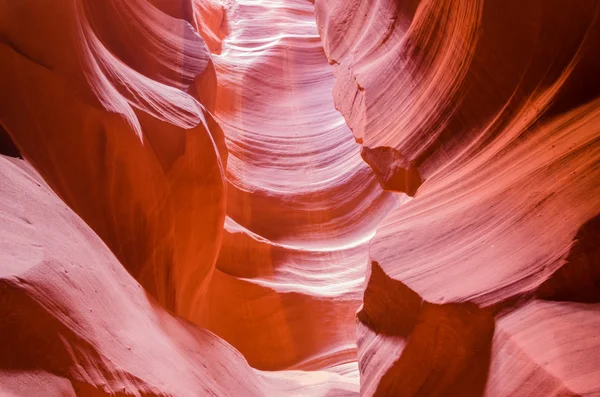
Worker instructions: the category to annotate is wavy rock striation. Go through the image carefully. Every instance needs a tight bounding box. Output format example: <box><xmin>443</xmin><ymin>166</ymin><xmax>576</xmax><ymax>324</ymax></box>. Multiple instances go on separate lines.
<box><xmin>0</xmin><ymin>0</ymin><xmax>227</xmax><ymax>322</ymax></box>
<box><xmin>0</xmin><ymin>0</ymin><xmax>362</xmax><ymax>394</ymax></box>
<box><xmin>315</xmin><ymin>0</ymin><xmax>600</xmax><ymax>395</ymax></box>
<box><xmin>1</xmin><ymin>0</ymin><xmax>600</xmax><ymax>395</ymax></box>
<box><xmin>0</xmin><ymin>156</ymin><xmax>356</xmax><ymax>396</ymax></box>
<box><xmin>198</xmin><ymin>0</ymin><xmax>397</xmax><ymax>378</ymax></box>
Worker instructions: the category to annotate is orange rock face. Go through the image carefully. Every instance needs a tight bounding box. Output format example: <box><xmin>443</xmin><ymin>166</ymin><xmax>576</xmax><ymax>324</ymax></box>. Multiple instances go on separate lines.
<box><xmin>0</xmin><ymin>156</ymin><xmax>356</xmax><ymax>396</ymax></box>
<box><xmin>315</xmin><ymin>0</ymin><xmax>600</xmax><ymax>395</ymax></box>
<box><xmin>1</xmin><ymin>0</ymin><xmax>600</xmax><ymax>396</ymax></box>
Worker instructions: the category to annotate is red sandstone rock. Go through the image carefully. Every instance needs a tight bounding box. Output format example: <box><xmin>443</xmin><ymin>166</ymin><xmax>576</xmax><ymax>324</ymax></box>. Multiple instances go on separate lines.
<box><xmin>315</xmin><ymin>0</ymin><xmax>600</xmax><ymax>395</ymax></box>
<box><xmin>0</xmin><ymin>156</ymin><xmax>357</xmax><ymax>396</ymax></box>
<box><xmin>0</xmin><ymin>0</ymin><xmax>226</xmax><ymax>323</ymax></box>
<box><xmin>2</xmin><ymin>0</ymin><xmax>600</xmax><ymax>395</ymax></box>
<box><xmin>0</xmin><ymin>0</ymin><xmax>366</xmax><ymax>393</ymax></box>
<box><xmin>200</xmin><ymin>0</ymin><xmax>397</xmax><ymax>377</ymax></box>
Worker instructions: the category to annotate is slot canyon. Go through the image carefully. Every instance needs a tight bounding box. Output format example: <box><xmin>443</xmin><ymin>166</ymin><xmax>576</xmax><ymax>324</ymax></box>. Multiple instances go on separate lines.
<box><xmin>1</xmin><ymin>0</ymin><xmax>600</xmax><ymax>395</ymax></box>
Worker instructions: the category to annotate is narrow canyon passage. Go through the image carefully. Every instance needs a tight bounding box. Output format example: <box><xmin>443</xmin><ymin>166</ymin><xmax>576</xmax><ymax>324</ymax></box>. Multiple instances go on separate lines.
<box><xmin>199</xmin><ymin>0</ymin><xmax>398</xmax><ymax>377</ymax></box>
<box><xmin>1</xmin><ymin>0</ymin><xmax>600</xmax><ymax>396</ymax></box>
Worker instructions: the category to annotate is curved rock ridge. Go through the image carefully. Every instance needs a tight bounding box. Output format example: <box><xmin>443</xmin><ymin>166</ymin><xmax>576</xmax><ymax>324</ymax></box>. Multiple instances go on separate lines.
<box><xmin>0</xmin><ymin>156</ymin><xmax>358</xmax><ymax>396</ymax></box>
<box><xmin>197</xmin><ymin>0</ymin><xmax>398</xmax><ymax>378</ymax></box>
<box><xmin>0</xmin><ymin>0</ymin><xmax>378</xmax><ymax>393</ymax></box>
<box><xmin>315</xmin><ymin>0</ymin><xmax>600</xmax><ymax>395</ymax></box>
<box><xmin>201</xmin><ymin>216</ymin><xmax>370</xmax><ymax>374</ymax></box>
<box><xmin>315</xmin><ymin>0</ymin><xmax>600</xmax><ymax>184</ymax></box>
<box><xmin>2</xmin><ymin>0</ymin><xmax>600</xmax><ymax>395</ymax></box>
<box><xmin>214</xmin><ymin>0</ymin><xmax>396</xmax><ymax>246</ymax></box>
<box><xmin>0</xmin><ymin>0</ymin><xmax>226</xmax><ymax>323</ymax></box>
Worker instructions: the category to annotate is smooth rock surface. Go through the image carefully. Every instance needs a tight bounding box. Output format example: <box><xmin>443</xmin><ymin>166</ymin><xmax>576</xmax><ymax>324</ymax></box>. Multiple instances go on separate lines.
<box><xmin>2</xmin><ymin>0</ymin><xmax>600</xmax><ymax>395</ymax></box>
<box><xmin>0</xmin><ymin>156</ymin><xmax>357</xmax><ymax>396</ymax></box>
<box><xmin>315</xmin><ymin>0</ymin><xmax>600</xmax><ymax>395</ymax></box>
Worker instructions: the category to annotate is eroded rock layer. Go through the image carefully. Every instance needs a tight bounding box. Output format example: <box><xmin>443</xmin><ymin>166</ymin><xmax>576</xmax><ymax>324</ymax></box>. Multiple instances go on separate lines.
<box><xmin>1</xmin><ymin>0</ymin><xmax>600</xmax><ymax>395</ymax></box>
<box><xmin>315</xmin><ymin>0</ymin><xmax>600</xmax><ymax>395</ymax></box>
<box><xmin>0</xmin><ymin>0</ymin><xmax>385</xmax><ymax>392</ymax></box>
<box><xmin>0</xmin><ymin>156</ymin><xmax>356</xmax><ymax>396</ymax></box>
<box><xmin>199</xmin><ymin>0</ymin><xmax>397</xmax><ymax>377</ymax></box>
<box><xmin>0</xmin><ymin>0</ymin><xmax>226</xmax><ymax>322</ymax></box>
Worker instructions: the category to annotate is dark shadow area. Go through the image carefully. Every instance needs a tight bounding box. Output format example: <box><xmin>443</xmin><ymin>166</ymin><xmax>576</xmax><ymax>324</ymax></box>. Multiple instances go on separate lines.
<box><xmin>0</xmin><ymin>277</ymin><xmax>73</xmax><ymax>373</ymax></box>
<box><xmin>361</xmin><ymin>147</ymin><xmax>422</xmax><ymax>197</ymax></box>
<box><xmin>0</xmin><ymin>124</ymin><xmax>21</xmax><ymax>158</ymax></box>
<box><xmin>357</xmin><ymin>261</ymin><xmax>423</xmax><ymax>336</ymax></box>
<box><xmin>542</xmin><ymin>3</ymin><xmax>600</xmax><ymax>120</ymax></box>
<box><xmin>536</xmin><ymin>214</ymin><xmax>600</xmax><ymax>303</ymax></box>
<box><xmin>374</xmin><ymin>302</ymin><xmax>494</xmax><ymax>397</ymax></box>
<box><xmin>358</xmin><ymin>261</ymin><xmax>495</xmax><ymax>396</ymax></box>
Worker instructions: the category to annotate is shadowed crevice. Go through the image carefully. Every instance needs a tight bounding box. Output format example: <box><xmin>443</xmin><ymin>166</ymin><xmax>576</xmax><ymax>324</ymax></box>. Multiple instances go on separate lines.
<box><xmin>357</xmin><ymin>261</ymin><xmax>423</xmax><ymax>337</ymax></box>
<box><xmin>374</xmin><ymin>301</ymin><xmax>494</xmax><ymax>397</ymax></box>
<box><xmin>360</xmin><ymin>147</ymin><xmax>422</xmax><ymax>196</ymax></box>
<box><xmin>536</xmin><ymin>214</ymin><xmax>600</xmax><ymax>303</ymax></box>
<box><xmin>0</xmin><ymin>124</ymin><xmax>21</xmax><ymax>158</ymax></box>
<box><xmin>358</xmin><ymin>261</ymin><xmax>495</xmax><ymax>396</ymax></box>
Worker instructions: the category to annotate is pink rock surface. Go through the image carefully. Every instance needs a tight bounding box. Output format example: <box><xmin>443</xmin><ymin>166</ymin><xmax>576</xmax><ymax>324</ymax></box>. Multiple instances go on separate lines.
<box><xmin>0</xmin><ymin>0</ymin><xmax>226</xmax><ymax>320</ymax></box>
<box><xmin>0</xmin><ymin>156</ymin><xmax>357</xmax><ymax>396</ymax></box>
<box><xmin>315</xmin><ymin>0</ymin><xmax>600</xmax><ymax>395</ymax></box>
<box><xmin>198</xmin><ymin>0</ymin><xmax>397</xmax><ymax>376</ymax></box>
<box><xmin>2</xmin><ymin>0</ymin><xmax>600</xmax><ymax>395</ymax></box>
